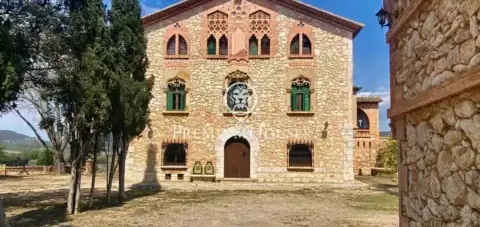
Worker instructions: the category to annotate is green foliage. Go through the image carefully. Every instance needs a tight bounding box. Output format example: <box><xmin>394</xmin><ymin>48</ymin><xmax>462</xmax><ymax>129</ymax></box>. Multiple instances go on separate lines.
<box><xmin>379</xmin><ymin>137</ymin><xmax>398</xmax><ymax>171</ymax></box>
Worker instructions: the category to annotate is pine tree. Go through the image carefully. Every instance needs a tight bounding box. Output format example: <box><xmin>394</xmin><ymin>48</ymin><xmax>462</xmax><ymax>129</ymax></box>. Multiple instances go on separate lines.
<box><xmin>109</xmin><ymin>0</ymin><xmax>151</xmax><ymax>201</ymax></box>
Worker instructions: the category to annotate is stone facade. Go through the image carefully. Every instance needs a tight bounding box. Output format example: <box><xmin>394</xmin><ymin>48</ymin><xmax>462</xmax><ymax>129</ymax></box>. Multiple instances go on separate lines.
<box><xmin>383</xmin><ymin>0</ymin><xmax>480</xmax><ymax>226</ymax></box>
<box><xmin>126</xmin><ymin>0</ymin><xmax>363</xmax><ymax>184</ymax></box>
<box><xmin>354</xmin><ymin>97</ymin><xmax>383</xmax><ymax>175</ymax></box>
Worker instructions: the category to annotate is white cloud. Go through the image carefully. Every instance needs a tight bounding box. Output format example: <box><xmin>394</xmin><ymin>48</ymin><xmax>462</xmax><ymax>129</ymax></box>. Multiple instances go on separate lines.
<box><xmin>357</xmin><ymin>86</ymin><xmax>390</xmax><ymax>107</ymax></box>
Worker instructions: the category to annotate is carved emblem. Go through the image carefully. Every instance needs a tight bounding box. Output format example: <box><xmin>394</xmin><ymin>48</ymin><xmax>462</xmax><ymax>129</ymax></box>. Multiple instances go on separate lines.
<box><xmin>292</xmin><ymin>76</ymin><xmax>310</xmax><ymax>87</ymax></box>
<box><xmin>204</xmin><ymin>162</ymin><xmax>215</xmax><ymax>175</ymax></box>
<box><xmin>192</xmin><ymin>161</ymin><xmax>203</xmax><ymax>175</ymax></box>
<box><xmin>167</xmin><ymin>77</ymin><xmax>186</xmax><ymax>88</ymax></box>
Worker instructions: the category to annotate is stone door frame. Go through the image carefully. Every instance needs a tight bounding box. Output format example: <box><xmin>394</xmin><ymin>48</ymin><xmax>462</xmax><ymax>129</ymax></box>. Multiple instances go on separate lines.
<box><xmin>215</xmin><ymin>126</ymin><xmax>260</xmax><ymax>179</ymax></box>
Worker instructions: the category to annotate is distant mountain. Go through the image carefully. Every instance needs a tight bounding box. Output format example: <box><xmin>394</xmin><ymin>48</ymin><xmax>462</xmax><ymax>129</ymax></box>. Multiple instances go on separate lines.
<box><xmin>0</xmin><ymin>130</ymin><xmax>47</xmax><ymax>152</ymax></box>
<box><xmin>380</xmin><ymin>131</ymin><xmax>392</xmax><ymax>138</ymax></box>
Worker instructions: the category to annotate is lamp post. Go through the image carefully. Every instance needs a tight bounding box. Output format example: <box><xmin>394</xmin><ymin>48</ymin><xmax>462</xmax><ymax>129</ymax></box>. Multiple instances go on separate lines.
<box><xmin>375</xmin><ymin>7</ymin><xmax>392</xmax><ymax>28</ymax></box>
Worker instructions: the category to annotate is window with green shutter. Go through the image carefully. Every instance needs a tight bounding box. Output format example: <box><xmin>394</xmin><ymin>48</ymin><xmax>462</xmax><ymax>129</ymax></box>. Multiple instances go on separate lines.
<box><xmin>249</xmin><ymin>35</ymin><xmax>258</xmax><ymax>56</ymax></box>
<box><xmin>207</xmin><ymin>35</ymin><xmax>216</xmax><ymax>55</ymax></box>
<box><xmin>291</xmin><ymin>82</ymin><xmax>310</xmax><ymax>112</ymax></box>
<box><xmin>167</xmin><ymin>80</ymin><xmax>186</xmax><ymax>111</ymax></box>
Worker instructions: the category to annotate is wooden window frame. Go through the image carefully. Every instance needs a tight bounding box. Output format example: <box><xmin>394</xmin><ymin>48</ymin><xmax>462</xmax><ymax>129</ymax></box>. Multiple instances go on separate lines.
<box><xmin>288</xmin><ymin>22</ymin><xmax>314</xmax><ymax>59</ymax></box>
<box><xmin>163</xmin><ymin>74</ymin><xmax>190</xmax><ymax>115</ymax></box>
<box><xmin>164</xmin><ymin>22</ymin><xmax>190</xmax><ymax>60</ymax></box>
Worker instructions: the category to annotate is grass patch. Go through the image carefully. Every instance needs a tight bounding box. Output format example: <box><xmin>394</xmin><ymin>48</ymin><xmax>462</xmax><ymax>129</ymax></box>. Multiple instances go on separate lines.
<box><xmin>351</xmin><ymin>193</ymin><xmax>398</xmax><ymax>211</ymax></box>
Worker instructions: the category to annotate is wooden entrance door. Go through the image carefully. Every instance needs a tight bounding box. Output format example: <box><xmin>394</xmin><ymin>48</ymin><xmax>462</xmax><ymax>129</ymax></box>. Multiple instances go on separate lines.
<box><xmin>224</xmin><ymin>138</ymin><xmax>250</xmax><ymax>178</ymax></box>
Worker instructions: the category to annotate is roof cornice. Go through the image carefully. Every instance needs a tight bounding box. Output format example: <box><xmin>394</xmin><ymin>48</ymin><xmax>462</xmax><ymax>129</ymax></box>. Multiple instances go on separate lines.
<box><xmin>142</xmin><ymin>0</ymin><xmax>364</xmax><ymax>38</ymax></box>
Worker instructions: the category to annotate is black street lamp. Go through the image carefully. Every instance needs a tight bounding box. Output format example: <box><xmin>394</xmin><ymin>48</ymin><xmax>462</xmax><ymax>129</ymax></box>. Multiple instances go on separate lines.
<box><xmin>375</xmin><ymin>7</ymin><xmax>392</xmax><ymax>28</ymax></box>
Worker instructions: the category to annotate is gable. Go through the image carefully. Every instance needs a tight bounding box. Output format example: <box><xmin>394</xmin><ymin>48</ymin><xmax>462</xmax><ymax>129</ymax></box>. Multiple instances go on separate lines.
<box><xmin>142</xmin><ymin>0</ymin><xmax>363</xmax><ymax>38</ymax></box>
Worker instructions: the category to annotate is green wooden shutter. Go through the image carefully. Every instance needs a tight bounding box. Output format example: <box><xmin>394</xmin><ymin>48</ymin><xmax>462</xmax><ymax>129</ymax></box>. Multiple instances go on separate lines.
<box><xmin>167</xmin><ymin>90</ymin><xmax>173</xmax><ymax>110</ymax></box>
<box><xmin>291</xmin><ymin>86</ymin><xmax>297</xmax><ymax>111</ymax></box>
<box><xmin>180</xmin><ymin>89</ymin><xmax>186</xmax><ymax>110</ymax></box>
<box><xmin>208</xmin><ymin>38</ymin><xmax>216</xmax><ymax>55</ymax></box>
<box><xmin>303</xmin><ymin>86</ymin><xmax>310</xmax><ymax>111</ymax></box>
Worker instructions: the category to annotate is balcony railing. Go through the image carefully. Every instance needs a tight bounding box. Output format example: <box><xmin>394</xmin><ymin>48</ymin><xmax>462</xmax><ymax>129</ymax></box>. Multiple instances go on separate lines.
<box><xmin>355</xmin><ymin>129</ymin><xmax>371</xmax><ymax>138</ymax></box>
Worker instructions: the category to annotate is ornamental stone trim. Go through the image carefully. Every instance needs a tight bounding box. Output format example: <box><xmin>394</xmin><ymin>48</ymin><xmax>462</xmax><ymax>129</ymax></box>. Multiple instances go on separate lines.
<box><xmin>215</xmin><ymin>126</ymin><xmax>260</xmax><ymax>179</ymax></box>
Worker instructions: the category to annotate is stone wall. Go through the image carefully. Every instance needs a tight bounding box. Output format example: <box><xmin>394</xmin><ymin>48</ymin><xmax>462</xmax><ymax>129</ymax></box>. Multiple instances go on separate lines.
<box><xmin>401</xmin><ymin>90</ymin><xmax>480</xmax><ymax>226</ymax></box>
<box><xmin>384</xmin><ymin>0</ymin><xmax>480</xmax><ymax>226</ymax></box>
<box><xmin>126</xmin><ymin>0</ymin><xmax>356</xmax><ymax>184</ymax></box>
<box><xmin>393</xmin><ymin>0</ymin><xmax>480</xmax><ymax>101</ymax></box>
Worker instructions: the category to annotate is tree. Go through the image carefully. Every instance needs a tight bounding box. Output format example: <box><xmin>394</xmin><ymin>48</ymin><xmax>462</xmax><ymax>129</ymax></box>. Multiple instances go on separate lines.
<box><xmin>15</xmin><ymin>89</ymin><xmax>71</xmax><ymax>174</ymax></box>
<box><xmin>0</xmin><ymin>2</ymin><xmax>30</xmax><ymax>112</ymax></box>
<box><xmin>379</xmin><ymin>137</ymin><xmax>398</xmax><ymax>171</ymax></box>
<box><xmin>60</xmin><ymin>0</ymin><xmax>111</xmax><ymax>214</ymax></box>
<box><xmin>109</xmin><ymin>0</ymin><xmax>151</xmax><ymax>201</ymax></box>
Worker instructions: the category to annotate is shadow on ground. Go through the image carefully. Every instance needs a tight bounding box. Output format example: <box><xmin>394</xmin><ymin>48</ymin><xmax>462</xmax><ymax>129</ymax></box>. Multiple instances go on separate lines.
<box><xmin>355</xmin><ymin>175</ymin><xmax>399</xmax><ymax>196</ymax></box>
<box><xmin>4</xmin><ymin>143</ymin><xmax>163</xmax><ymax>227</ymax></box>
<box><xmin>4</xmin><ymin>187</ymin><xmax>162</xmax><ymax>227</ymax></box>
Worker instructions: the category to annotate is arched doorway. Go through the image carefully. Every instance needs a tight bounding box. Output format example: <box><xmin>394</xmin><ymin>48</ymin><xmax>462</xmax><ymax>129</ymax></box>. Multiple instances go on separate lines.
<box><xmin>224</xmin><ymin>136</ymin><xmax>250</xmax><ymax>178</ymax></box>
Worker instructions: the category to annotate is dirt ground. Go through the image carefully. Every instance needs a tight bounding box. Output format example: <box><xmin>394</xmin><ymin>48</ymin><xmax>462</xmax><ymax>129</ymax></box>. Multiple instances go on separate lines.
<box><xmin>0</xmin><ymin>175</ymin><xmax>399</xmax><ymax>227</ymax></box>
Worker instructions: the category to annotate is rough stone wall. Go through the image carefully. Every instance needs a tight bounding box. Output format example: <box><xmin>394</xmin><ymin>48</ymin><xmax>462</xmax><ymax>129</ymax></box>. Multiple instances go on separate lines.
<box><xmin>126</xmin><ymin>0</ymin><xmax>354</xmax><ymax>184</ymax></box>
<box><xmin>386</xmin><ymin>0</ymin><xmax>480</xmax><ymax>225</ymax></box>
<box><xmin>401</xmin><ymin>90</ymin><xmax>480</xmax><ymax>226</ymax></box>
<box><xmin>353</xmin><ymin>102</ymin><xmax>380</xmax><ymax>175</ymax></box>
<box><xmin>393</xmin><ymin>0</ymin><xmax>480</xmax><ymax>101</ymax></box>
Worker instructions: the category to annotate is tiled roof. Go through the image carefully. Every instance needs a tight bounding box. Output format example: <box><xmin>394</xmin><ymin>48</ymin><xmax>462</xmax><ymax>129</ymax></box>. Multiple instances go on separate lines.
<box><xmin>357</xmin><ymin>96</ymin><xmax>383</xmax><ymax>103</ymax></box>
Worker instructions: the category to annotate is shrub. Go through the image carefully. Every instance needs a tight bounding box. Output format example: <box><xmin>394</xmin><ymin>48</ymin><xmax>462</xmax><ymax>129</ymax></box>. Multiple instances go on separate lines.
<box><xmin>379</xmin><ymin>137</ymin><xmax>398</xmax><ymax>171</ymax></box>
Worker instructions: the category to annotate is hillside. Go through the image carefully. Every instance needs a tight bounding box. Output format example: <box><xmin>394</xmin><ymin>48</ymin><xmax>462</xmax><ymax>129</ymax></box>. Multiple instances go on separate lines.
<box><xmin>0</xmin><ymin>130</ymin><xmax>47</xmax><ymax>152</ymax></box>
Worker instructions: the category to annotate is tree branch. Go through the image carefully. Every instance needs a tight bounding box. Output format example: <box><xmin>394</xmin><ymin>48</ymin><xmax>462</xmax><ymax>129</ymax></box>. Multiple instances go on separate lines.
<box><xmin>14</xmin><ymin>109</ymin><xmax>49</xmax><ymax>149</ymax></box>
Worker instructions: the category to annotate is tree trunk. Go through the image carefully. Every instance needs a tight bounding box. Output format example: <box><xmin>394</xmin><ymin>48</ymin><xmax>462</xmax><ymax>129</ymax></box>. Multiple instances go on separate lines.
<box><xmin>106</xmin><ymin>145</ymin><xmax>116</xmax><ymax>203</ymax></box>
<box><xmin>88</xmin><ymin>136</ymin><xmax>99</xmax><ymax>208</ymax></box>
<box><xmin>0</xmin><ymin>199</ymin><xmax>10</xmax><ymax>227</ymax></box>
<box><xmin>74</xmin><ymin>158</ymin><xmax>83</xmax><ymax>214</ymax></box>
<box><xmin>118</xmin><ymin>143</ymin><xmax>127</xmax><ymax>201</ymax></box>
<box><xmin>66</xmin><ymin>160</ymin><xmax>79</xmax><ymax>215</ymax></box>
<box><xmin>53</xmin><ymin>152</ymin><xmax>65</xmax><ymax>175</ymax></box>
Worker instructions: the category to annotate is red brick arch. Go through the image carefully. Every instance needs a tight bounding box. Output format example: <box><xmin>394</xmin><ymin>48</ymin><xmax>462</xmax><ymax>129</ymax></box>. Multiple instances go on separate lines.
<box><xmin>163</xmin><ymin>22</ymin><xmax>191</xmax><ymax>59</ymax></box>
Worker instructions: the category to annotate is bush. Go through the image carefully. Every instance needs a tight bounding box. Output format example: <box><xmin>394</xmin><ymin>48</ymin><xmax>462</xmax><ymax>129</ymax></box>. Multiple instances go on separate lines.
<box><xmin>379</xmin><ymin>137</ymin><xmax>398</xmax><ymax>171</ymax></box>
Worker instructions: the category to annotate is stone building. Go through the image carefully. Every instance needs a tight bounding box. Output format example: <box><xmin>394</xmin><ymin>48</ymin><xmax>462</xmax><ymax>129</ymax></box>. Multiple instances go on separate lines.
<box><xmin>381</xmin><ymin>0</ymin><xmax>480</xmax><ymax>226</ymax></box>
<box><xmin>353</xmin><ymin>86</ymin><xmax>383</xmax><ymax>175</ymax></box>
<box><xmin>125</xmin><ymin>0</ymin><xmax>364</xmax><ymax>184</ymax></box>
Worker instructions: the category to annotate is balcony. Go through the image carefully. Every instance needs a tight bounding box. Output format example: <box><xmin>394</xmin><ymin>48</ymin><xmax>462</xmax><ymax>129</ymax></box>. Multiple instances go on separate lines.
<box><xmin>355</xmin><ymin>129</ymin><xmax>371</xmax><ymax>138</ymax></box>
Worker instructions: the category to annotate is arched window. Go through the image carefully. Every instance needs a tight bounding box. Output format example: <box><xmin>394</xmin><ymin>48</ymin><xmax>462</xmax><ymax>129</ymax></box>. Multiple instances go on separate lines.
<box><xmin>261</xmin><ymin>35</ymin><xmax>270</xmax><ymax>55</ymax></box>
<box><xmin>219</xmin><ymin>35</ymin><xmax>228</xmax><ymax>56</ymax></box>
<box><xmin>290</xmin><ymin>77</ymin><xmax>311</xmax><ymax>112</ymax></box>
<box><xmin>167</xmin><ymin>36</ymin><xmax>176</xmax><ymax>55</ymax></box>
<box><xmin>167</xmin><ymin>78</ymin><xmax>186</xmax><ymax>111</ymax></box>
<box><xmin>357</xmin><ymin>109</ymin><xmax>370</xmax><ymax>129</ymax></box>
<box><xmin>290</xmin><ymin>34</ymin><xmax>300</xmax><ymax>55</ymax></box>
<box><xmin>207</xmin><ymin>35</ymin><xmax>217</xmax><ymax>55</ymax></box>
<box><xmin>288</xmin><ymin>144</ymin><xmax>312</xmax><ymax>167</ymax></box>
<box><xmin>302</xmin><ymin>34</ymin><xmax>312</xmax><ymax>55</ymax></box>
<box><xmin>178</xmin><ymin>35</ymin><xmax>188</xmax><ymax>55</ymax></box>
<box><xmin>249</xmin><ymin>35</ymin><xmax>258</xmax><ymax>56</ymax></box>
<box><xmin>164</xmin><ymin>144</ymin><xmax>186</xmax><ymax>166</ymax></box>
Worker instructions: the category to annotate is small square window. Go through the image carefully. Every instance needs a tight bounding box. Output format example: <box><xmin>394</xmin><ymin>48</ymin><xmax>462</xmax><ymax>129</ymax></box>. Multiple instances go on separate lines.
<box><xmin>165</xmin><ymin>174</ymin><xmax>172</xmax><ymax>180</ymax></box>
<box><xmin>178</xmin><ymin>174</ymin><xmax>184</xmax><ymax>181</ymax></box>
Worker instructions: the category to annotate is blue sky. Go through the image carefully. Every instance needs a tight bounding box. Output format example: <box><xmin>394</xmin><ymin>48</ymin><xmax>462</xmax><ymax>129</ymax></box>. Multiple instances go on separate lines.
<box><xmin>0</xmin><ymin>0</ymin><xmax>390</xmax><ymax>138</ymax></box>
